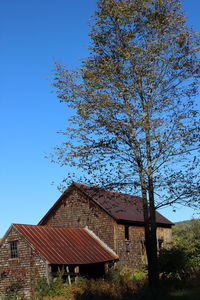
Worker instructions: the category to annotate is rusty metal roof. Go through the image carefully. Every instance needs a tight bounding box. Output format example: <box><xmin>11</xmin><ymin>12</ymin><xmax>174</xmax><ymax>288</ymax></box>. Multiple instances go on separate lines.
<box><xmin>13</xmin><ymin>224</ymin><xmax>118</xmax><ymax>264</ymax></box>
<box><xmin>74</xmin><ymin>183</ymin><xmax>174</xmax><ymax>226</ymax></box>
<box><xmin>39</xmin><ymin>183</ymin><xmax>173</xmax><ymax>226</ymax></box>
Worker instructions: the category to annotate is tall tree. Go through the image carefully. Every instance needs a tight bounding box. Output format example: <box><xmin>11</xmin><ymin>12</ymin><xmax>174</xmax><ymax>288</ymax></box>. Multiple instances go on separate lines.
<box><xmin>52</xmin><ymin>0</ymin><xmax>200</xmax><ymax>289</ymax></box>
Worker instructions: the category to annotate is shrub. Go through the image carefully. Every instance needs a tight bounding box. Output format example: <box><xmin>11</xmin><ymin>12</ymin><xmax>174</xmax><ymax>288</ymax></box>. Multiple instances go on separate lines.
<box><xmin>172</xmin><ymin>219</ymin><xmax>200</xmax><ymax>273</ymax></box>
<box><xmin>105</xmin><ymin>267</ymin><xmax>147</xmax><ymax>291</ymax></box>
<box><xmin>33</xmin><ymin>276</ymin><xmax>64</xmax><ymax>298</ymax></box>
<box><xmin>157</xmin><ymin>219</ymin><xmax>200</xmax><ymax>291</ymax></box>
<box><xmin>3</xmin><ymin>282</ymin><xmax>25</xmax><ymax>300</ymax></box>
<box><xmin>158</xmin><ymin>246</ymin><xmax>200</xmax><ymax>291</ymax></box>
<box><xmin>159</xmin><ymin>247</ymin><xmax>189</xmax><ymax>281</ymax></box>
<box><xmin>32</xmin><ymin>270</ymin><xmax>146</xmax><ymax>300</ymax></box>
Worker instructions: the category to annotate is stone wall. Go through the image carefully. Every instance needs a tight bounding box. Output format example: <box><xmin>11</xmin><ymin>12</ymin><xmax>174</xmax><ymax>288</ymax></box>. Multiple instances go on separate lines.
<box><xmin>157</xmin><ymin>227</ymin><xmax>172</xmax><ymax>246</ymax></box>
<box><xmin>43</xmin><ymin>189</ymin><xmax>116</xmax><ymax>250</ymax></box>
<box><xmin>0</xmin><ymin>226</ymin><xmax>46</xmax><ymax>298</ymax></box>
<box><xmin>114</xmin><ymin>225</ymin><xmax>172</xmax><ymax>271</ymax></box>
<box><xmin>114</xmin><ymin>224</ymin><xmax>145</xmax><ymax>271</ymax></box>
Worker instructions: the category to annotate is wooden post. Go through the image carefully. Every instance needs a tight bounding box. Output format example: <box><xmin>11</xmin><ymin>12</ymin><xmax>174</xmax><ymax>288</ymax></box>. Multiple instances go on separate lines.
<box><xmin>45</xmin><ymin>261</ymin><xmax>50</xmax><ymax>285</ymax></box>
<box><xmin>66</xmin><ymin>266</ymin><xmax>71</xmax><ymax>285</ymax></box>
<box><xmin>74</xmin><ymin>266</ymin><xmax>79</xmax><ymax>282</ymax></box>
<box><xmin>104</xmin><ymin>263</ymin><xmax>109</xmax><ymax>274</ymax></box>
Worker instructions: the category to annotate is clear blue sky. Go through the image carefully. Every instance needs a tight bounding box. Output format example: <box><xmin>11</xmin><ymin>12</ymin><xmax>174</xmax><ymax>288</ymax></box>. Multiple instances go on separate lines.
<box><xmin>0</xmin><ymin>0</ymin><xmax>199</xmax><ymax>237</ymax></box>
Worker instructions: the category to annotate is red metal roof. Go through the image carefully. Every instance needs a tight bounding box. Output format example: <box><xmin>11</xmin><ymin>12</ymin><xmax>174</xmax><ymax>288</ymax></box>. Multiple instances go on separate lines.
<box><xmin>13</xmin><ymin>224</ymin><xmax>118</xmax><ymax>264</ymax></box>
<box><xmin>74</xmin><ymin>183</ymin><xmax>174</xmax><ymax>226</ymax></box>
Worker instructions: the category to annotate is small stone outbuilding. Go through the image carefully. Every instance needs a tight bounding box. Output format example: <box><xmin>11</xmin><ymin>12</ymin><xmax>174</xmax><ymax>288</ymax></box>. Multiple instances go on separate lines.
<box><xmin>0</xmin><ymin>182</ymin><xmax>173</xmax><ymax>297</ymax></box>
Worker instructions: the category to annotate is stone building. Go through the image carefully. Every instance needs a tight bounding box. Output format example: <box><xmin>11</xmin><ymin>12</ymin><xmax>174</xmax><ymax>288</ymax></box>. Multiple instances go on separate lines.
<box><xmin>0</xmin><ymin>182</ymin><xmax>173</xmax><ymax>297</ymax></box>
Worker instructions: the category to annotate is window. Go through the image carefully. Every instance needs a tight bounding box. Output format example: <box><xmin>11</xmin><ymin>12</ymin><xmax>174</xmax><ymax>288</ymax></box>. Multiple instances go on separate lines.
<box><xmin>125</xmin><ymin>226</ymin><xmax>129</xmax><ymax>240</ymax></box>
<box><xmin>10</xmin><ymin>241</ymin><xmax>18</xmax><ymax>258</ymax></box>
<box><xmin>125</xmin><ymin>240</ymin><xmax>130</xmax><ymax>252</ymax></box>
<box><xmin>158</xmin><ymin>239</ymin><xmax>164</xmax><ymax>250</ymax></box>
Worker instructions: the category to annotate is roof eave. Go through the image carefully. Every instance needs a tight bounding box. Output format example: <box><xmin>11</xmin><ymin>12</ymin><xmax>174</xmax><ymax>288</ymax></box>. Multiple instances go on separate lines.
<box><xmin>13</xmin><ymin>224</ymin><xmax>49</xmax><ymax>264</ymax></box>
<box><xmin>38</xmin><ymin>184</ymin><xmax>75</xmax><ymax>225</ymax></box>
<box><xmin>116</xmin><ymin>219</ymin><xmax>174</xmax><ymax>228</ymax></box>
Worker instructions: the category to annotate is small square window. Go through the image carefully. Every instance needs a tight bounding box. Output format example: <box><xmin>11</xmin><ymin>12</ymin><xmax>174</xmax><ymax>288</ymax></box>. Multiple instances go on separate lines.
<box><xmin>10</xmin><ymin>241</ymin><xmax>18</xmax><ymax>258</ymax></box>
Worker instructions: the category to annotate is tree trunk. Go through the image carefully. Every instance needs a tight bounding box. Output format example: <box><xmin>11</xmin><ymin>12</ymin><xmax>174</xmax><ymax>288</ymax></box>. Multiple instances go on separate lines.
<box><xmin>148</xmin><ymin>180</ymin><xmax>159</xmax><ymax>290</ymax></box>
<box><xmin>144</xmin><ymin>102</ymin><xmax>160</xmax><ymax>290</ymax></box>
<box><xmin>138</xmin><ymin>168</ymin><xmax>159</xmax><ymax>289</ymax></box>
<box><xmin>142</xmin><ymin>185</ymin><xmax>159</xmax><ymax>291</ymax></box>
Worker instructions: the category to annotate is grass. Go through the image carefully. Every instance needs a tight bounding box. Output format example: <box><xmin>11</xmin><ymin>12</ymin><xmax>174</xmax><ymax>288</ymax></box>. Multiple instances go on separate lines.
<box><xmin>163</xmin><ymin>287</ymin><xmax>200</xmax><ymax>300</ymax></box>
<box><xmin>3</xmin><ymin>285</ymin><xmax>200</xmax><ymax>300</ymax></box>
<box><xmin>138</xmin><ymin>287</ymin><xmax>200</xmax><ymax>300</ymax></box>
<box><xmin>95</xmin><ymin>286</ymin><xmax>200</xmax><ymax>300</ymax></box>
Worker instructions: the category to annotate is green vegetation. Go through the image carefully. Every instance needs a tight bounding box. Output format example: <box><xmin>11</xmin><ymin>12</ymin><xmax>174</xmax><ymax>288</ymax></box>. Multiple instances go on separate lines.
<box><xmin>31</xmin><ymin>277</ymin><xmax>200</xmax><ymax>300</ymax></box>
<box><xmin>32</xmin><ymin>269</ymin><xmax>145</xmax><ymax>300</ymax></box>
<box><xmin>164</xmin><ymin>287</ymin><xmax>200</xmax><ymax>300</ymax></box>
<box><xmin>173</xmin><ymin>219</ymin><xmax>200</xmax><ymax>274</ymax></box>
<box><xmin>158</xmin><ymin>219</ymin><xmax>200</xmax><ymax>288</ymax></box>
<box><xmin>4</xmin><ymin>275</ymin><xmax>200</xmax><ymax>300</ymax></box>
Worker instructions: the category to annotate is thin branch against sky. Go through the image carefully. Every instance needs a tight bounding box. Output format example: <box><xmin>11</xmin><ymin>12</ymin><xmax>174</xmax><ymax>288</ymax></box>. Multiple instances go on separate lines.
<box><xmin>0</xmin><ymin>0</ymin><xmax>199</xmax><ymax>237</ymax></box>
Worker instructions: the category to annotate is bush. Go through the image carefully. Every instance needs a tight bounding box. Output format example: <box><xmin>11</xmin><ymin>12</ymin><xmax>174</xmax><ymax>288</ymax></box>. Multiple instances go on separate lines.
<box><xmin>32</xmin><ymin>269</ymin><xmax>147</xmax><ymax>300</ymax></box>
<box><xmin>33</xmin><ymin>276</ymin><xmax>64</xmax><ymax>298</ymax></box>
<box><xmin>105</xmin><ymin>268</ymin><xmax>147</xmax><ymax>292</ymax></box>
<box><xmin>158</xmin><ymin>220</ymin><xmax>200</xmax><ymax>289</ymax></box>
<box><xmin>159</xmin><ymin>247</ymin><xmax>189</xmax><ymax>281</ymax></box>
<box><xmin>173</xmin><ymin>219</ymin><xmax>200</xmax><ymax>273</ymax></box>
<box><xmin>158</xmin><ymin>246</ymin><xmax>200</xmax><ymax>291</ymax></box>
<box><xmin>3</xmin><ymin>282</ymin><xmax>25</xmax><ymax>300</ymax></box>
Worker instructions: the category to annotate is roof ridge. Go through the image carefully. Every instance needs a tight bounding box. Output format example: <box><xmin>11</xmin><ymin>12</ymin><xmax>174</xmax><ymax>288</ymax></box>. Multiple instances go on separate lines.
<box><xmin>73</xmin><ymin>182</ymin><xmax>142</xmax><ymax>199</ymax></box>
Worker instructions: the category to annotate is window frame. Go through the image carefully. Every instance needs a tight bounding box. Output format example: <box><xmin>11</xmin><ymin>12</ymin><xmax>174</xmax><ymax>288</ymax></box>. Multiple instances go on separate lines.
<box><xmin>9</xmin><ymin>241</ymin><xmax>19</xmax><ymax>259</ymax></box>
<box><xmin>124</xmin><ymin>225</ymin><xmax>130</xmax><ymax>240</ymax></box>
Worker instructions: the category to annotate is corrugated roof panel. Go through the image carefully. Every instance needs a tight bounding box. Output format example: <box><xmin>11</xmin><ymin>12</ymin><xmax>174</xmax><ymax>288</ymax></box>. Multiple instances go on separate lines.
<box><xmin>14</xmin><ymin>224</ymin><xmax>118</xmax><ymax>264</ymax></box>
